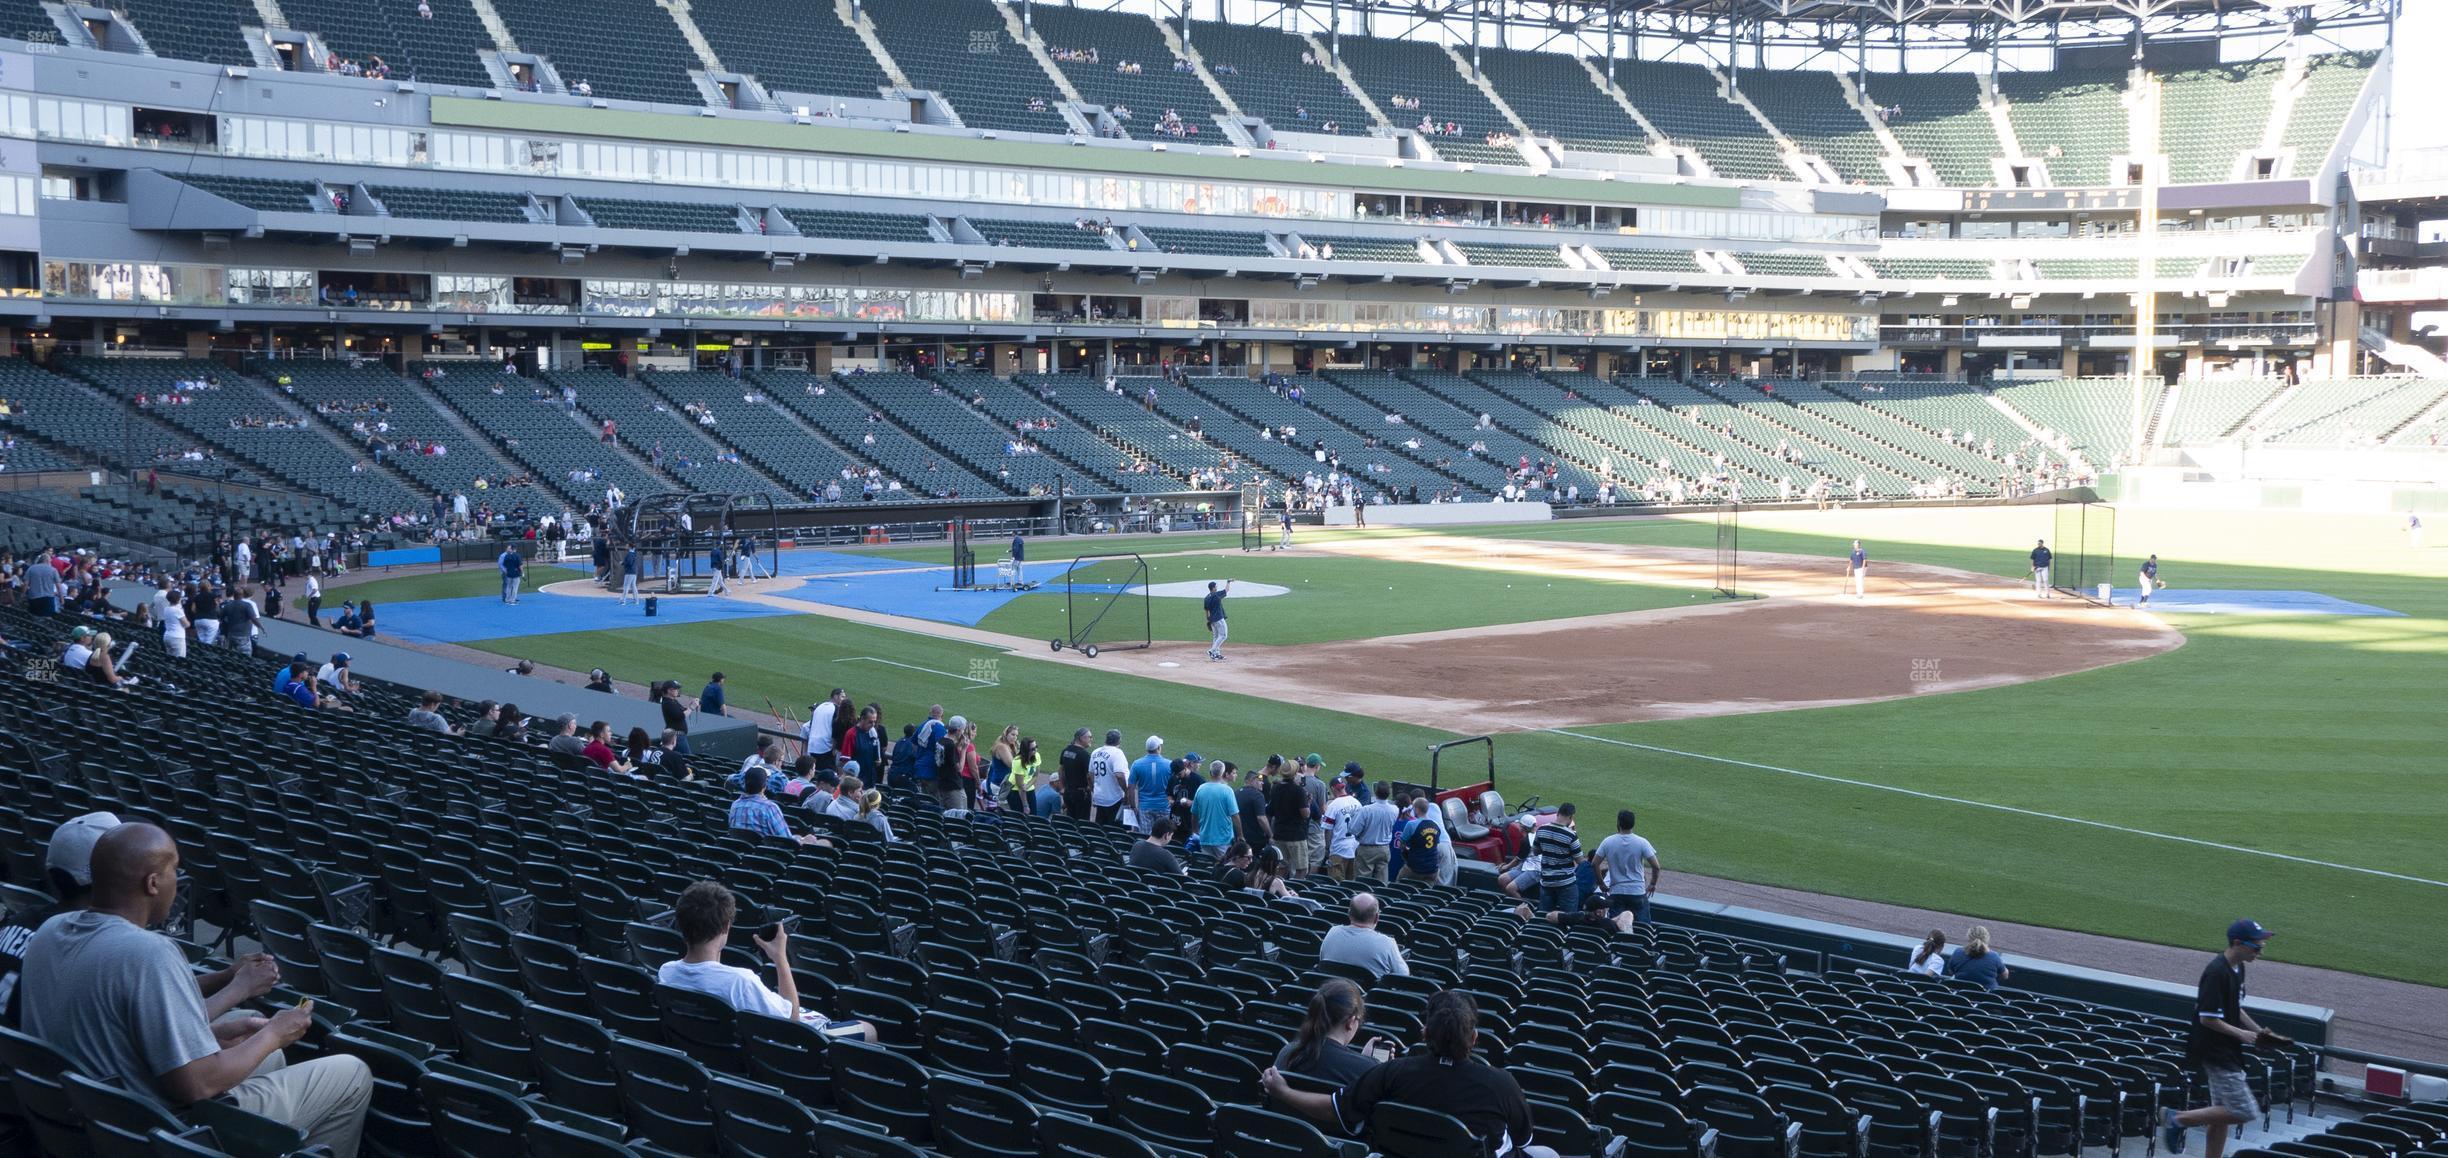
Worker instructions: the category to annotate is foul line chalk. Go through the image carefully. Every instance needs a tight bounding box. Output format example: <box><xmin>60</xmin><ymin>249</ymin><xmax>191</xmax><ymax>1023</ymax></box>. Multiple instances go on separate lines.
<box><xmin>1542</xmin><ymin>728</ymin><xmax>2448</xmax><ymax>890</ymax></box>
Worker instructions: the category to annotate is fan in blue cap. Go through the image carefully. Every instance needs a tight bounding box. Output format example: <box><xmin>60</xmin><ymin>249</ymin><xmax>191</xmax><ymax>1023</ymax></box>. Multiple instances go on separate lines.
<box><xmin>2162</xmin><ymin>918</ymin><xmax>2290</xmax><ymax>1158</ymax></box>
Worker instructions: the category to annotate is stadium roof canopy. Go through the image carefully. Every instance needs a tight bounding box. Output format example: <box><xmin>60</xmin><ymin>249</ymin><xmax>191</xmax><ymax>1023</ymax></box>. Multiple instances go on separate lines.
<box><xmin>1604</xmin><ymin>0</ymin><xmax>2360</xmax><ymax>20</ymax></box>
<box><xmin>1238</xmin><ymin>0</ymin><xmax>2395</xmax><ymax>58</ymax></box>
<box><xmin>1252</xmin><ymin>0</ymin><xmax>2395</xmax><ymax>35</ymax></box>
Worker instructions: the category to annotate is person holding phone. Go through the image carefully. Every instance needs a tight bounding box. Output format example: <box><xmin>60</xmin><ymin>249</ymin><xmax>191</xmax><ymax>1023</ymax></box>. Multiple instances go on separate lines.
<box><xmin>1275</xmin><ymin>979</ymin><xmax>1394</xmax><ymax>1086</ymax></box>
<box><xmin>656</xmin><ymin>881</ymin><xmax>875</xmax><ymax>1042</ymax></box>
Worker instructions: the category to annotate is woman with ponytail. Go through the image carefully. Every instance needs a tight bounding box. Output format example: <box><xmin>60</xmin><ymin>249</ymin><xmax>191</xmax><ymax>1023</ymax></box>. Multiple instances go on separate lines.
<box><xmin>1907</xmin><ymin>929</ymin><xmax>1947</xmax><ymax>978</ymax></box>
<box><xmin>1274</xmin><ymin>978</ymin><xmax>1392</xmax><ymax>1086</ymax></box>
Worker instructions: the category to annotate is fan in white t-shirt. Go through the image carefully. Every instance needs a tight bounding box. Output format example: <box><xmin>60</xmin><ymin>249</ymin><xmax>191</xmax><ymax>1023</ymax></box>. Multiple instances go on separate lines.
<box><xmin>654</xmin><ymin>881</ymin><xmax>876</xmax><ymax>1041</ymax></box>
<box><xmin>1905</xmin><ymin>930</ymin><xmax>1949</xmax><ymax>978</ymax></box>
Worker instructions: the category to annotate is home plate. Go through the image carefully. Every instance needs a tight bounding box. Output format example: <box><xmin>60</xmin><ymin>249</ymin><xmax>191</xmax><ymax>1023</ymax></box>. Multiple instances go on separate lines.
<box><xmin>1138</xmin><ymin>581</ymin><xmax>1293</xmax><ymax>598</ymax></box>
<box><xmin>1156</xmin><ymin>661</ymin><xmax>1182</xmax><ymax>668</ymax></box>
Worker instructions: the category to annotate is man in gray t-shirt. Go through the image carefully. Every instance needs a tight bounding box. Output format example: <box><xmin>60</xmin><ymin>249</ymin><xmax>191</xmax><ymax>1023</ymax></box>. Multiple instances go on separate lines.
<box><xmin>1593</xmin><ymin>809</ymin><xmax>1662</xmax><ymax>926</ymax></box>
<box><xmin>1317</xmin><ymin>893</ymin><xmax>1409</xmax><ymax>979</ymax></box>
<box><xmin>21</xmin><ymin>824</ymin><xmax>371</xmax><ymax>1157</ymax></box>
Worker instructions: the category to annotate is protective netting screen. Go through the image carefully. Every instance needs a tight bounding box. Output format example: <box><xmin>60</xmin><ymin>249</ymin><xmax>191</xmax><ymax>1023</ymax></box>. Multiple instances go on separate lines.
<box><xmin>1715</xmin><ymin>504</ymin><xmax>1740</xmax><ymax>596</ymax></box>
<box><xmin>2052</xmin><ymin>501</ymin><xmax>2118</xmax><ymax>600</ymax></box>
<box><xmin>1062</xmin><ymin>553</ymin><xmax>1153</xmax><ymax>654</ymax></box>
<box><xmin>1240</xmin><ymin>483</ymin><xmax>1268</xmax><ymax>552</ymax></box>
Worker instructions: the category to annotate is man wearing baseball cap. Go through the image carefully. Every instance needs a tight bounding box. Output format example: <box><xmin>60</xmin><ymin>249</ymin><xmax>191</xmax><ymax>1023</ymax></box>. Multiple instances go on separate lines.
<box><xmin>0</xmin><ymin>812</ymin><xmax>121</xmax><ymax>1025</ymax></box>
<box><xmin>2164</xmin><ymin>919</ymin><xmax>2291</xmax><ymax>1158</ymax></box>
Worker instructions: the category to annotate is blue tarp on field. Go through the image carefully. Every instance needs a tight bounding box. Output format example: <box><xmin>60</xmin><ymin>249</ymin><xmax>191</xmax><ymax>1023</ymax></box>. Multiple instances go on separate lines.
<box><xmin>2113</xmin><ymin>588</ymin><xmax>2402</xmax><ymax>616</ymax></box>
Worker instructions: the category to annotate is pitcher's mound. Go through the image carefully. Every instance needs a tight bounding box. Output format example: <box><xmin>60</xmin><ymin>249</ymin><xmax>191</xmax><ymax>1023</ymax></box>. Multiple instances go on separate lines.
<box><xmin>1138</xmin><ymin>581</ymin><xmax>1291</xmax><ymax>599</ymax></box>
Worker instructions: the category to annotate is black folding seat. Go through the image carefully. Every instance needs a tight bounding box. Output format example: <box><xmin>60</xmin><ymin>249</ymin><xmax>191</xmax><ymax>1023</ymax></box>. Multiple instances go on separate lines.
<box><xmin>1105</xmin><ymin>1068</ymin><xmax>1215</xmax><ymax>1153</ymax></box>
<box><xmin>1</xmin><ymin>1023</ymin><xmax>91</xmax><ymax>1158</ymax></box>
<box><xmin>608</xmin><ymin>1035</ymin><xmax>715</xmax><ymax>1154</ymax></box>
<box><xmin>577</xmin><ymin>955</ymin><xmax>665</xmax><ymax>1042</ymax></box>
<box><xmin>522</xmin><ymin>1006</ymin><xmax>627</xmax><ymax>1123</ymax></box>
<box><xmin>1038</xmin><ymin>1113</ymin><xmax>1164</xmax><ymax>1157</ymax></box>
<box><xmin>1212</xmin><ymin>1103</ymin><xmax>1350</xmax><ymax>1158</ymax></box>
<box><xmin>737</xmin><ymin>1010</ymin><xmax>835</xmax><ymax>1110</ymax></box>
<box><xmin>921</xmin><ymin>1010</ymin><xmax>1014</xmax><ymax>1082</ymax></box>
<box><xmin>651</xmin><ymin>983</ymin><xmax>746</xmax><ymax>1074</ymax></box>
<box><xmin>1368</xmin><ymin>1102</ymin><xmax>1488</xmax><ymax>1158</ymax></box>
<box><xmin>1762</xmin><ymin>1083</ymin><xmax>1864</xmax><ymax>1158</ymax></box>
<box><xmin>1165</xmin><ymin>1042</ymin><xmax>1262</xmax><ymax>1106</ymax></box>
<box><xmin>438</xmin><ymin>972</ymin><xmax>534</xmax><ymax>1082</ymax></box>
<box><xmin>508</xmin><ymin>933</ymin><xmax>592</xmax><ymax>1015</ymax></box>
<box><xmin>1684</xmin><ymin>1084</ymin><xmax>1797</xmax><ymax>1158</ymax></box>
<box><xmin>929</xmin><ymin>1073</ymin><xmax>1043</xmax><ymax>1158</ymax></box>
<box><xmin>1010</xmin><ymin>1037</ymin><xmax>1110</xmax><ymax>1120</ymax></box>
<box><xmin>370</xmin><ymin>947</ymin><xmax>459</xmax><ymax>1051</ymax></box>
<box><xmin>445</xmin><ymin>914</ymin><xmax>525</xmax><ymax>990</ymax></box>
<box><xmin>1082</xmin><ymin>1018</ymin><xmax>1167</xmax><ymax>1073</ymax></box>
<box><xmin>828</xmin><ymin>1039</ymin><xmax>933</xmax><ymax>1145</ymax></box>
<box><xmin>704</xmin><ymin>1073</ymin><xmax>824</xmax><ymax>1158</ymax></box>
<box><xmin>63</xmin><ymin>1072</ymin><xmax>185</xmax><ymax>1158</ymax></box>
<box><xmin>1596</xmin><ymin>1091</ymin><xmax>1720</xmax><ymax>1158</ymax></box>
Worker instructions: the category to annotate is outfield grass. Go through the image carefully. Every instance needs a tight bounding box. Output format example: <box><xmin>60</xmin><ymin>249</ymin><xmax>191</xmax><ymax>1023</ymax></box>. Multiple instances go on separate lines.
<box><xmin>972</xmin><ymin>552</ymin><xmax>1696</xmax><ymax>645</ymax></box>
<box><xmin>465</xmin><ymin>506</ymin><xmax>2448</xmax><ymax>985</ymax></box>
<box><xmin>339</xmin><ymin>564</ymin><xmax>586</xmax><ymax>606</ymax></box>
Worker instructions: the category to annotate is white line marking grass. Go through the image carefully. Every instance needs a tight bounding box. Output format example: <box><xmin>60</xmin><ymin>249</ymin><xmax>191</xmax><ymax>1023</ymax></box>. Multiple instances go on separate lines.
<box><xmin>833</xmin><ymin>656</ymin><xmax>998</xmax><ymax>687</ymax></box>
<box><xmin>1542</xmin><ymin>728</ymin><xmax>2448</xmax><ymax>890</ymax></box>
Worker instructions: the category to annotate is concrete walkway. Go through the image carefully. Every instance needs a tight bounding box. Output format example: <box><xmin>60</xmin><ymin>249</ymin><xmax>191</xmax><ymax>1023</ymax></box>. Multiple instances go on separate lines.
<box><xmin>1665</xmin><ymin>872</ymin><xmax>2445</xmax><ymax>1064</ymax></box>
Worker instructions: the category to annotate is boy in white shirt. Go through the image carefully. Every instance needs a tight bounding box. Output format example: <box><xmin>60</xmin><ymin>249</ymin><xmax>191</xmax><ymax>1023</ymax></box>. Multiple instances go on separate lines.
<box><xmin>655</xmin><ymin>881</ymin><xmax>875</xmax><ymax>1041</ymax></box>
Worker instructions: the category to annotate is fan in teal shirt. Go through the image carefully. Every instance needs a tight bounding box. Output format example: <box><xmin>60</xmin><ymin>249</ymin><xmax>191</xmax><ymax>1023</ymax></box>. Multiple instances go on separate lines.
<box><xmin>1192</xmin><ymin>771</ymin><xmax>1239</xmax><ymax>849</ymax></box>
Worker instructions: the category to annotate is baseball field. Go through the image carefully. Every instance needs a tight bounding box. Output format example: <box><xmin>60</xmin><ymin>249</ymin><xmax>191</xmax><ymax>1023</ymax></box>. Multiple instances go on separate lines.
<box><xmin>344</xmin><ymin>504</ymin><xmax>2448</xmax><ymax>987</ymax></box>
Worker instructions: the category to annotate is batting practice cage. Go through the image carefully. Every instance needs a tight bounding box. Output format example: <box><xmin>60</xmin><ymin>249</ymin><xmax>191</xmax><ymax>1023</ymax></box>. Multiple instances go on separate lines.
<box><xmin>1049</xmin><ymin>553</ymin><xmax>1152</xmax><ymax>659</ymax></box>
<box><xmin>2052</xmin><ymin>500</ymin><xmax>2119</xmax><ymax>602</ymax></box>
<box><xmin>1240</xmin><ymin>482</ymin><xmax>1268</xmax><ymax>552</ymax></box>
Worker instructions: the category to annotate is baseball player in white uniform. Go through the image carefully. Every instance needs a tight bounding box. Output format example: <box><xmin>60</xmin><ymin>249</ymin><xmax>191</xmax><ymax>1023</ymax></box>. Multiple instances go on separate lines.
<box><xmin>1847</xmin><ymin>540</ymin><xmax>1867</xmax><ymax>599</ymax></box>
<box><xmin>2030</xmin><ymin>539</ymin><xmax>2053</xmax><ymax>598</ymax></box>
